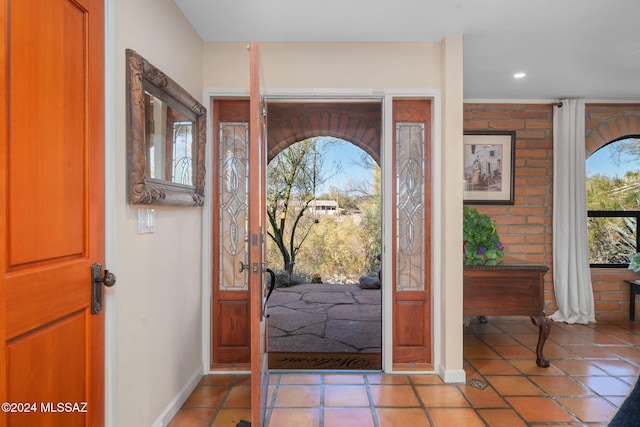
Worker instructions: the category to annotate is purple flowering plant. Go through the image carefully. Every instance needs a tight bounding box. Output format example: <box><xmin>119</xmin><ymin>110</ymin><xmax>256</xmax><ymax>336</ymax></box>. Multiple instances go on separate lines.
<box><xmin>463</xmin><ymin>206</ymin><xmax>504</xmax><ymax>265</ymax></box>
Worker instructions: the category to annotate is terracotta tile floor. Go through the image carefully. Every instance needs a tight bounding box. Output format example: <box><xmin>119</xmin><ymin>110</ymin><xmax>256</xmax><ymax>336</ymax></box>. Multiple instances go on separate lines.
<box><xmin>170</xmin><ymin>317</ymin><xmax>640</xmax><ymax>426</ymax></box>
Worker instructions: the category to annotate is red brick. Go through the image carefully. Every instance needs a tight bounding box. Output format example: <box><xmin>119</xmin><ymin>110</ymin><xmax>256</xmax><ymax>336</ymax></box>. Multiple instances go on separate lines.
<box><xmin>599</xmin><ymin>292</ymin><xmax>628</xmax><ymax>301</ymax></box>
<box><xmin>487</xmin><ymin>104</ymin><xmax>526</xmax><ymax>111</ymax></box>
<box><xmin>464</xmin><ymin>121</ymin><xmax>488</xmax><ymax>129</ymax></box>
<box><xmin>517</xmin><ymin>187</ymin><xmax>549</xmax><ymax>196</ymax></box>
<box><xmin>594</xmin><ymin>301</ymin><xmax>622</xmax><ymax>311</ymax></box>
<box><xmin>512</xmin><ymin>111</ymin><xmax>551</xmax><ymax>120</ymax></box>
<box><xmin>523</xmin><ymin>177</ymin><xmax>552</xmax><ymax>186</ymax></box>
<box><xmin>516</xmin><ymin>129</ymin><xmax>548</xmax><ymax>139</ymax></box>
<box><xmin>490</xmin><ymin>121</ymin><xmax>525</xmax><ymax>130</ymax></box>
<box><xmin>474</xmin><ymin>111</ymin><xmax>512</xmax><ymax>119</ymax></box>
<box><xmin>517</xmin><ymin>149</ymin><xmax>547</xmax><ymax>158</ymax></box>
<box><xmin>525</xmin><ymin>121</ymin><xmax>553</xmax><ymax>129</ymax></box>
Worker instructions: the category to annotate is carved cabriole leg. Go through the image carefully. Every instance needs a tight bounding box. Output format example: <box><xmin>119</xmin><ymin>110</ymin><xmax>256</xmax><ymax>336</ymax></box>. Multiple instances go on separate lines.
<box><xmin>531</xmin><ymin>315</ymin><xmax>551</xmax><ymax>368</ymax></box>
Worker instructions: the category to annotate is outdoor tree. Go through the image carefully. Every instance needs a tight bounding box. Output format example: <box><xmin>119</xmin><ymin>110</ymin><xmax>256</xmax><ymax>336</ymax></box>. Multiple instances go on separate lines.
<box><xmin>266</xmin><ymin>137</ymin><xmax>338</xmax><ymax>274</ymax></box>
<box><xmin>358</xmin><ymin>165</ymin><xmax>382</xmax><ymax>274</ymax></box>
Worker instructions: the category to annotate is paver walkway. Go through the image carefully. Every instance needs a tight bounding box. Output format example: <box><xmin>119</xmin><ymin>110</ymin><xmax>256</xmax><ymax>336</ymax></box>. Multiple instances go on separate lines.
<box><xmin>266</xmin><ymin>283</ymin><xmax>382</xmax><ymax>353</ymax></box>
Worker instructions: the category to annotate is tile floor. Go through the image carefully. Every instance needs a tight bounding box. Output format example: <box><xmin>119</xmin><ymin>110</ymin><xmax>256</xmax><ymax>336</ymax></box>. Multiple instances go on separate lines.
<box><xmin>169</xmin><ymin>317</ymin><xmax>640</xmax><ymax>426</ymax></box>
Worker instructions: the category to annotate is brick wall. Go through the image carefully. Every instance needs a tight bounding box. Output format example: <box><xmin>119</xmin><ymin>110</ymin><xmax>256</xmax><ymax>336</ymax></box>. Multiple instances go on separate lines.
<box><xmin>463</xmin><ymin>104</ymin><xmax>556</xmax><ymax>312</ymax></box>
<box><xmin>464</xmin><ymin>102</ymin><xmax>640</xmax><ymax>321</ymax></box>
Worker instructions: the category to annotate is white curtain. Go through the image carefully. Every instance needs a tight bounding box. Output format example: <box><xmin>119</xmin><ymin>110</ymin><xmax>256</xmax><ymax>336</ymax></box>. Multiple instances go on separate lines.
<box><xmin>550</xmin><ymin>99</ymin><xmax>596</xmax><ymax>324</ymax></box>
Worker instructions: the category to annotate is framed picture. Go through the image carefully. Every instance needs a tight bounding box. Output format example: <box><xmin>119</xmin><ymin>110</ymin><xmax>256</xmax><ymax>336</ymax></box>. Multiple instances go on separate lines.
<box><xmin>463</xmin><ymin>130</ymin><xmax>516</xmax><ymax>204</ymax></box>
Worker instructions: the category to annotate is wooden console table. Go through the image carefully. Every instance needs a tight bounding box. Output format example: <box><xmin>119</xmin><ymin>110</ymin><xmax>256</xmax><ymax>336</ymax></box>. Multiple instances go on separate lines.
<box><xmin>464</xmin><ymin>264</ymin><xmax>550</xmax><ymax>368</ymax></box>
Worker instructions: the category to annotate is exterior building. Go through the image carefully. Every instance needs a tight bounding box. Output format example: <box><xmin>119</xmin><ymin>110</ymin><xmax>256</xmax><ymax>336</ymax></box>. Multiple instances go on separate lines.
<box><xmin>310</xmin><ymin>199</ymin><xmax>339</xmax><ymax>215</ymax></box>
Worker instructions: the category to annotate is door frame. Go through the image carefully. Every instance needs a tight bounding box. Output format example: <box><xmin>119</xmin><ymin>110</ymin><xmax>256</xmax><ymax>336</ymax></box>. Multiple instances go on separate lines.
<box><xmin>201</xmin><ymin>88</ymin><xmax>443</xmax><ymax>375</ymax></box>
<box><xmin>104</xmin><ymin>0</ymin><xmax>118</xmax><ymax>424</ymax></box>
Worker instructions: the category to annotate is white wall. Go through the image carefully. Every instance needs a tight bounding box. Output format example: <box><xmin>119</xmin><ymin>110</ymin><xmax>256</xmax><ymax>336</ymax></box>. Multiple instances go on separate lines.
<box><xmin>112</xmin><ymin>0</ymin><xmax>204</xmax><ymax>425</ymax></box>
<box><xmin>203</xmin><ymin>40</ymin><xmax>464</xmax><ymax>379</ymax></box>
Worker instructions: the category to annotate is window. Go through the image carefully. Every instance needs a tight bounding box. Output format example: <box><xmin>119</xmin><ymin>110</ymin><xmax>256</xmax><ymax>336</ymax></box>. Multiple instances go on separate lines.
<box><xmin>587</xmin><ymin>137</ymin><xmax>640</xmax><ymax>267</ymax></box>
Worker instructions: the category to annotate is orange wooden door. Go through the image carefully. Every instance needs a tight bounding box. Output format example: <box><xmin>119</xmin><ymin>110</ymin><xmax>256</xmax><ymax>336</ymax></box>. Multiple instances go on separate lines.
<box><xmin>0</xmin><ymin>0</ymin><xmax>105</xmax><ymax>425</ymax></box>
<box><xmin>391</xmin><ymin>99</ymin><xmax>433</xmax><ymax>370</ymax></box>
<box><xmin>248</xmin><ymin>42</ymin><xmax>269</xmax><ymax>427</ymax></box>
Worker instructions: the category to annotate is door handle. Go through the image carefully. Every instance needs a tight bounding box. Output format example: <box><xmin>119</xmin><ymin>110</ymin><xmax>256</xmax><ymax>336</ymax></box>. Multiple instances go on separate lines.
<box><xmin>262</xmin><ymin>268</ymin><xmax>277</xmax><ymax>319</ymax></box>
<box><xmin>95</xmin><ymin>269</ymin><xmax>117</xmax><ymax>287</ymax></box>
<box><xmin>91</xmin><ymin>263</ymin><xmax>116</xmax><ymax>314</ymax></box>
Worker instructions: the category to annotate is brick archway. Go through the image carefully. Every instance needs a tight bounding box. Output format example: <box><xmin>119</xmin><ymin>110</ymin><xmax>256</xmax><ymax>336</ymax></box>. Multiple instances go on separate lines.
<box><xmin>585</xmin><ymin>105</ymin><xmax>640</xmax><ymax>156</ymax></box>
<box><xmin>266</xmin><ymin>102</ymin><xmax>382</xmax><ymax>163</ymax></box>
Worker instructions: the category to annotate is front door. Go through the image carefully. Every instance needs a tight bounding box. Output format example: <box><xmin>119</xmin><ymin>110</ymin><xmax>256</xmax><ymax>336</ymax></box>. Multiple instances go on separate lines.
<box><xmin>0</xmin><ymin>0</ymin><xmax>106</xmax><ymax>425</ymax></box>
<box><xmin>248</xmin><ymin>41</ymin><xmax>269</xmax><ymax>427</ymax></box>
<box><xmin>210</xmin><ymin>43</ymin><xmax>268</xmax><ymax>425</ymax></box>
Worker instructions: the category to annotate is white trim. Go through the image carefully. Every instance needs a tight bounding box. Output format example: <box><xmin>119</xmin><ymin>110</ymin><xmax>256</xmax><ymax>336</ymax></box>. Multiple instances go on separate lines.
<box><xmin>151</xmin><ymin>364</ymin><xmax>205</xmax><ymax>427</ymax></box>
<box><xmin>431</xmin><ymin>92</ymin><xmax>443</xmax><ymax>377</ymax></box>
<box><xmin>264</xmin><ymin>87</ymin><xmax>383</xmax><ymax>98</ymax></box>
<box><xmin>207</xmin><ymin>370</ymin><xmax>251</xmax><ymax>375</ymax></box>
<box><xmin>382</xmin><ymin>90</ymin><xmax>442</xmax><ymax>375</ymax></box>
<box><xmin>441</xmin><ymin>368</ymin><xmax>466</xmax><ymax>384</ymax></box>
<box><xmin>200</xmin><ymin>90</ymin><xmax>214</xmax><ymax>373</ymax></box>
<box><xmin>201</xmin><ymin>87</ymin><xmax>443</xmax><ymax>376</ymax></box>
<box><xmin>381</xmin><ymin>95</ymin><xmax>393</xmax><ymax>373</ymax></box>
<box><xmin>464</xmin><ymin>98</ymin><xmax>640</xmax><ymax>105</ymax></box>
<box><xmin>103</xmin><ymin>0</ymin><xmax>117</xmax><ymax>425</ymax></box>
<box><xmin>464</xmin><ymin>98</ymin><xmax>561</xmax><ymax>104</ymax></box>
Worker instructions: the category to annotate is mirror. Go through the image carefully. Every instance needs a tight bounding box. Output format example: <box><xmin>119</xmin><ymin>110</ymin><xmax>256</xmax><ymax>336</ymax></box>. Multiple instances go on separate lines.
<box><xmin>126</xmin><ymin>49</ymin><xmax>206</xmax><ymax>206</ymax></box>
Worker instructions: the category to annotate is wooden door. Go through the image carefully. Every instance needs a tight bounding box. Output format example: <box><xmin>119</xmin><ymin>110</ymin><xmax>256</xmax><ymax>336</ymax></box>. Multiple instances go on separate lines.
<box><xmin>391</xmin><ymin>99</ymin><xmax>433</xmax><ymax>370</ymax></box>
<box><xmin>248</xmin><ymin>41</ymin><xmax>269</xmax><ymax>427</ymax></box>
<box><xmin>0</xmin><ymin>0</ymin><xmax>105</xmax><ymax>425</ymax></box>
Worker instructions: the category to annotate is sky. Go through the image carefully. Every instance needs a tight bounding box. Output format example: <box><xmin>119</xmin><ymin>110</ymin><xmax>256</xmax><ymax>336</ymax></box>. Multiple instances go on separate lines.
<box><xmin>586</xmin><ymin>139</ymin><xmax>640</xmax><ymax>178</ymax></box>
<box><xmin>316</xmin><ymin>138</ymin><xmax>375</xmax><ymax>194</ymax></box>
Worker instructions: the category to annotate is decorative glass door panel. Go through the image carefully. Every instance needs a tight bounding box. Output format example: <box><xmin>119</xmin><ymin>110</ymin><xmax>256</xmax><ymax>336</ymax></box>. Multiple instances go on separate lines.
<box><xmin>396</xmin><ymin>122</ymin><xmax>426</xmax><ymax>292</ymax></box>
<box><xmin>219</xmin><ymin>122</ymin><xmax>249</xmax><ymax>291</ymax></box>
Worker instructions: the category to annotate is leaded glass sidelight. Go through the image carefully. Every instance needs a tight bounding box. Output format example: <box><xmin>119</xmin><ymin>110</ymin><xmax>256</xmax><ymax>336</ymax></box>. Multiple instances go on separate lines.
<box><xmin>219</xmin><ymin>122</ymin><xmax>249</xmax><ymax>291</ymax></box>
<box><xmin>396</xmin><ymin>122</ymin><xmax>425</xmax><ymax>291</ymax></box>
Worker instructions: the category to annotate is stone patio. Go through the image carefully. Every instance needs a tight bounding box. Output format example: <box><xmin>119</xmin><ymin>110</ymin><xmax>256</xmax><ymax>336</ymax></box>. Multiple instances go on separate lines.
<box><xmin>266</xmin><ymin>283</ymin><xmax>382</xmax><ymax>353</ymax></box>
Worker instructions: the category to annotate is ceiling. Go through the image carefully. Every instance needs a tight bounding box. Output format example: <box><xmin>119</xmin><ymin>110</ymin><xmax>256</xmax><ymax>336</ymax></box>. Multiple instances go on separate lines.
<box><xmin>175</xmin><ymin>0</ymin><xmax>640</xmax><ymax>101</ymax></box>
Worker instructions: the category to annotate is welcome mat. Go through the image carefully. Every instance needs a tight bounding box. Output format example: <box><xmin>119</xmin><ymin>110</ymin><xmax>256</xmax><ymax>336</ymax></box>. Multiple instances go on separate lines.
<box><xmin>268</xmin><ymin>352</ymin><xmax>382</xmax><ymax>370</ymax></box>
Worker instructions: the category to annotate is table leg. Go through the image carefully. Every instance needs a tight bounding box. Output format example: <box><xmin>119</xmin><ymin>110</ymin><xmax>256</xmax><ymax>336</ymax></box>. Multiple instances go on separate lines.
<box><xmin>531</xmin><ymin>315</ymin><xmax>550</xmax><ymax>368</ymax></box>
<box><xmin>631</xmin><ymin>284</ymin><xmax>637</xmax><ymax>321</ymax></box>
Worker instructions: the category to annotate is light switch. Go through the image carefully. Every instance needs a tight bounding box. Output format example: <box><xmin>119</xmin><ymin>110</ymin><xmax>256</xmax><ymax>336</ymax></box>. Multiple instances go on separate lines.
<box><xmin>137</xmin><ymin>208</ymin><xmax>155</xmax><ymax>234</ymax></box>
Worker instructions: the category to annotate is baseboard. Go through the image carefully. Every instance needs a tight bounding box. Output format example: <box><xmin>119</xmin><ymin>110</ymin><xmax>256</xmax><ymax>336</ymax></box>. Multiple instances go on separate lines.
<box><xmin>440</xmin><ymin>367</ymin><xmax>466</xmax><ymax>383</ymax></box>
<box><xmin>151</xmin><ymin>364</ymin><xmax>204</xmax><ymax>427</ymax></box>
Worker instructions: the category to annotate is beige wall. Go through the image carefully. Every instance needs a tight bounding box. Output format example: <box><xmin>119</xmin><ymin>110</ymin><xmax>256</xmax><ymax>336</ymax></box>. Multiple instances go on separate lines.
<box><xmin>113</xmin><ymin>0</ymin><xmax>204</xmax><ymax>426</ymax></box>
<box><xmin>203</xmin><ymin>42</ymin><xmax>442</xmax><ymax>89</ymax></box>
<box><xmin>439</xmin><ymin>35</ymin><xmax>465</xmax><ymax>381</ymax></box>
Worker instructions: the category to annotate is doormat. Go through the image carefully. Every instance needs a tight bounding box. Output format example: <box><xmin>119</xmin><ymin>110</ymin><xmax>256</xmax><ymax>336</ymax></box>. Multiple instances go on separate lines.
<box><xmin>268</xmin><ymin>352</ymin><xmax>382</xmax><ymax>370</ymax></box>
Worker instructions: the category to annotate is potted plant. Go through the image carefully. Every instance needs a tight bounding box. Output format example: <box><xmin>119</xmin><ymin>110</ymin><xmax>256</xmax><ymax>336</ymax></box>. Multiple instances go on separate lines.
<box><xmin>463</xmin><ymin>206</ymin><xmax>504</xmax><ymax>265</ymax></box>
<box><xmin>628</xmin><ymin>253</ymin><xmax>640</xmax><ymax>272</ymax></box>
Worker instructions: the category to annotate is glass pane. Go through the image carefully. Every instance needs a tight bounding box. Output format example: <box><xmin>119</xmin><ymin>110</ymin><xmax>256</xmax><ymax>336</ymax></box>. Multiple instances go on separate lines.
<box><xmin>396</xmin><ymin>122</ymin><xmax>425</xmax><ymax>291</ymax></box>
<box><xmin>172</xmin><ymin>121</ymin><xmax>193</xmax><ymax>185</ymax></box>
<box><xmin>219</xmin><ymin>122</ymin><xmax>249</xmax><ymax>291</ymax></box>
<box><xmin>146</xmin><ymin>91</ymin><xmax>196</xmax><ymax>185</ymax></box>
<box><xmin>588</xmin><ymin>216</ymin><xmax>637</xmax><ymax>264</ymax></box>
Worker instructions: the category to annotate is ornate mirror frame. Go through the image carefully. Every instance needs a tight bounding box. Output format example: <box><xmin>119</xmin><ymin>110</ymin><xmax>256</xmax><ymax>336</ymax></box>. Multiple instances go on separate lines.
<box><xmin>126</xmin><ymin>49</ymin><xmax>206</xmax><ymax>206</ymax></box>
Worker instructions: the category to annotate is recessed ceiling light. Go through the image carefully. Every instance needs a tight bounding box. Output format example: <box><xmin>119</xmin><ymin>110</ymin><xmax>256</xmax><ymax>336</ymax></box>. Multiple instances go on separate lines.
<box><xmin>513</xmin><ymin>72</ymin><xmax>526</xmax><ymax>79</ymax></box>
